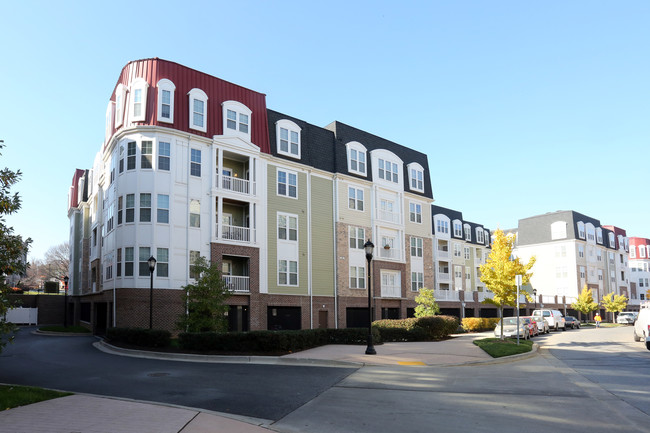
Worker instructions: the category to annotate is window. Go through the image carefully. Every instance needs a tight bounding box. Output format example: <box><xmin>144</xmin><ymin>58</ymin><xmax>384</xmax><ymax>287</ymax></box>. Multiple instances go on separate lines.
<box><xmin>117</xmin><ymin>248</ymin><xmax>122</xmax><ymax>277</ymax></box>
<box><xmin>464</xmin><ymin>247</ymin><xmax>470</xmax><ymax>260</ymax></box>
<box><xmin>551</xmin><ymin>221</ymin><xmax>567</xmax><ymax>240</ymax></box>
<box><xmin>156</xmin><ymin>248</ymin><xmax>168</xmax><ymax>277</ymax></box>
<box><xmin>131</xmin><ymin>78</ymin><xmax>148</xmax><ymax>122</ymax></box>
<box><xmin>453</xmin><ymin>221</ymin><xmax>462</xmax><ymax>237</ymax></box>
<box><xmin>189</xmin><ymin>251</ymin><xmax>200</xmax><ymax>279</ymax></box>
<box><xmin>640</xmin><ymin>247</ymin><xmax>647</xmax><ymax>258</ymax></box>
<box><xmin>279</xmin><ymin>260</ymin><xmax>298</xmax><ymax>286</ymax></box>
<box><xmin>577</xmin><ymin>222</ymin><xmax>586</xmax><ymax>239</ymax></box>
<box><xmin>578</xmin><ymin>245</ymin><xmax>585</xmax><ymax>258</ymax></box>
<box><xmin>598</xmin><ymin>270</ymin><xmax>603</xmax><ymax>281</ymax></box>
<box><xmin>106</xmin><ymin>204</ymin><xmax>114</xmax><ymax>233</ymax></box>
<box><xmin>105</xmin><ymin>263</ymin><xmax>112</xmax><ymax>281</ymax></box>
<box><xmin>453</xmin><ymin>243</ymin><xmax>461</xmax><ymax>257</ymax></box>
<box><xmin>139</xmin><ymin>247</ymin><xmax>151</xmax><ymax>277</ymax></box>
<box><xmin>411</xmin><ymin>237</ymin><xmax>423</xmax><ymax>257</ymax></box>
<box><xmin>466</xmin><ymin>270</ymin><xmax>471</xmax><ymax>281</ymax></box>
<box><xmin>630</xmin><ymin>247</ymin><xmax>636</xmax><ymax>258</ymax></box>
<box><xmin>125</xmin><ymin>194</ymin><xmax>135</xmax><ymax>223</ymax></box>
<box><xmin>277</xmin><ymin>169</ymin><xmax>297</xmax><ymax>198</ymax></box>
<box><xmin>378</xmin><ymin>158</ymin><xmax>398</xmax><ymax>183</ymax></box>
<box><xmin>222</xmin><ymin>101</ymin><xmax>252</xmax><ymax>138</ymax></box>
<box><xmin>454</xmin><ymin>265</ymin><xmax>462</xmax><ymax>279</ymax></box>
<box><xmin>190</xmin><ymin>149</ymin><xmax>201</xmax><ymax>177</ymax></box>
<box><xmin>188</xmin><ymin>88</ymin><xmax>208</xmax><ymax>132</ymax></box>
<box><xmin>436</xmin><ymin>219</ymin><xmax>449</xmax><ymax>234</ymax></box>
<box><xmin>597</xmin><ymin>250</ymin><xmax>602</xmax><ymax>262</ymax></box>
<box><xmin>411</xmin><ymin>272</ymin><xmax>423</xmax><ymax>291</ymax></box>
<box><xmin>349</xmin><ymin>227</ymin><xmax>365</xmax><ymax>249</ymax></box>
<box><xmin>409</xmin><ymin>203</ymin><xmax>422</xmax><ymax>223</ymax></box>
<box><xmin>476</xmin><ymin>228</ymin><xmax>485</xmax><ymax>244</ymax></box>
<box><xmin>124</xmin><ymin>247</ymin><xmax>134</xmax><ymax>276</ymax></box>
<box><xmin>139</xmin><ymin>193</ymin><xmax>151</xmax><ymax>222</ymax></box>
<box><xmin>464</xmin><ymin>224</ymin><xmax>471</xmax><ymax>241</ymax></box>
<box><xmin>119</xmin><ymin>145</ymin><xmax>125</xmax><ymax>173</ymax></box>
<box><xmin>608</xmin><ymin>233</ymin><xmax>615</xmax><ymax>248</ymax></box>
<box><xmin>115</xmin><ymin>84</ymin><xmax>125</xmax><ymax>128</ymax></box>
<box><xmin>350</xmin><ymin>266</ymin><xmax>365</xmax><ymax>289</ymax></box>
<box><xmin>158</xmin><ymin>141</ymin><xmax>170</xmax><ymax>171</ymax></box>
<box><xmin>580</xmin><ymin>267</ymin><xmax>586</xmax><ymax>279</ymax></box>
<box><xmin>127</xmin><ymin>141</ymin><xmax>136</xmax><ymax>170</ymax></box>
<box><xmin>276</xmin><ymin>119</ymin><xmax>301</xmax><ymax>159</ymax></box>
<box><xmin>157</xmin><ymin>79</ymin><xmax>175</xmax><ymax>123</ymax></box>
<box><xmin>596</xmin><ymin>228</ymin><xmax>603</xmax><ymax>244</ymax></box>
<box><xmin>278</xmin><ymin>214</ymin><xmax>298</xmax><ymax>241</ymax></box>
<box><xmin>407</xmin><ymin>163</ymin><xmax>424</xmax><ymax>192</ymax></box>
<box><xmin>157</xmin><ymin>194</ymin><xmax>169</xmax><ymax>223</ymax></box>
<box><xmin>190</xmin><ymin>200</ymin><xmax>200</xmax><ymax>228</ymax></box>
<box><xmin>348</xmin><ymin>187</ymin><xmax>364</xmax><ymax>211</ymax></box>
<box><xmin>141</xmin><ymin>141</ymin><xmax>153</xmax><ymax>169</ymax></box>
<box><xmin>346</xmin><ymin>142</ymin><xmax>367</xmax><ymax>176</ymax></box>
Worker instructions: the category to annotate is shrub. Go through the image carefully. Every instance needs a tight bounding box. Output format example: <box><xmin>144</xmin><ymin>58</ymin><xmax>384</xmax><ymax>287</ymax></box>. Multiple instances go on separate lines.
<box><xmin>461</xmin><ymin>317</ymin><xmax>501</xmax><ymax>332</ymax></box>
<box><xmin>372</xmin><ymin>315</ymin><xmax>459</xmax><ymax>341</ymax></box>
<box><xmin>106</xmin><ymin>327</ymin><xmax>171</xmax><ymax>348</ymax></box>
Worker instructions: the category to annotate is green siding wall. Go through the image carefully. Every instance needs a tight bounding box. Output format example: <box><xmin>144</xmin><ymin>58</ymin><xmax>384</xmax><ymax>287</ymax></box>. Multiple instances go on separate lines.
<box><xmin>311</xmin><ymin>177</ymin><xmax>334</xmax><ymax>296</ymax></box>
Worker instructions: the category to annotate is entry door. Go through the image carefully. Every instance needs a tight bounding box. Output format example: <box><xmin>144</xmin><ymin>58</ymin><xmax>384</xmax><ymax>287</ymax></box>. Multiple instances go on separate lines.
<box><xmin>318</xmin><ymin>311</ymin><xmax>328</xmax><ymax>329</ymax></box>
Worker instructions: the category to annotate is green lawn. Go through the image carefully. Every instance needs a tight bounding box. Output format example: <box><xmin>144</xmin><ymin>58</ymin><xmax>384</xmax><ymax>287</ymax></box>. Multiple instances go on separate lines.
<box><xmin>0</xmin><ymin>385</ymin><xmax>72</xmax><ymax>410</ymax></box>
<box><xmin>474</xmin><ymin>338</ymin><xmax>534</xmax><ymax>358</ymax></box>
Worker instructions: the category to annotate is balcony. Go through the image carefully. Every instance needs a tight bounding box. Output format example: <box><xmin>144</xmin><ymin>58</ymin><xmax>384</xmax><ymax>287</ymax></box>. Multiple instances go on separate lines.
<box><xmin>381</xmin><ymin>284</ymin><xmax>401</xmax><ymax>298</ymax></box>
<box><xmin>221</xmin><ymin>174</ymin><xmax>255</xmax><ymax>196</ymax></box>
<box><xmin>223</xmin><ymin>275</ymin><xmax>250</xmax><ymax>293</ymax></box>
<box><xmin>378</xmin><ymin>209</ymin><xmax>400</xmax><ymax>224</ymax></box>
<box><xmin>220</xmin><ymin>224</ymin><xmax>254</xmax><ymax>243</ymax></box>
<box><xmin>379</xmin><ymin>247</ymin><xmax>399</xmax><ymax>260</ymax></box>
<box><xmin>437</xmin><ymin>272</ymin><xmax>450</xmax><ymax>282</ymax></box>
<box><xmin>436</xmin><ymin>249</ymin><xmax>449</xmax><ymax>259</ymax></box>
<box><xmin>434</xmin><ymin>289</ymin><xmax>460</xmax><ymax>301</ymax></box>
<box><xmin>477</xmin><ymin>291</ymin><xmax>494</xmax><ymax>302</ymax></box>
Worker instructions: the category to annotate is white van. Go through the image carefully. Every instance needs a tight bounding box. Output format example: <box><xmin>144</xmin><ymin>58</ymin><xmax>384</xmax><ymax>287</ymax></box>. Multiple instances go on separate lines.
<box><xmin>532</xmin><ymin>309</ymin><xmax>566</xmax><ymax>331</ymax></box>
<box><xmin>632</xmin><ymin>308</ymin><xmax>650</xmax><ymax>350</ymax></box>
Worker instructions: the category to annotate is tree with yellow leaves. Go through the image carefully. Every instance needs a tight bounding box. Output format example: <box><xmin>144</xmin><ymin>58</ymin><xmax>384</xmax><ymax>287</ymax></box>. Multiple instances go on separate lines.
<box><xmin>601</xmin><ymin>292</ymin><xmax>628</xmax><ymax>323</ymax></box>
<box><xmin>479</xmin><ymin>229</ymin><xmax>536</xmax><ymax>340</ymax></box>
<box><xmin>571</xmin><ymin>286</ymin><xmax>599</xmax><ymax>320</ymax></box>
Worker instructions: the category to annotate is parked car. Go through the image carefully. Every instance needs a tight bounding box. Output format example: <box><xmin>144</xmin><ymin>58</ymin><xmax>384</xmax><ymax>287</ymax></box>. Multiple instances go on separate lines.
<box><xmin>494</xmin><ymin>317</ymin><xmax>530</xmax><ymax>340</ymax></box>
<box><xmin>531</xmin><ymin>316</ymin><xmax>550</xmax><ymax>334</ymax></box>
<box><xmin>520</xmin><ymin>316</ymin><xmax>539</xmax><ymax>337</ymax></box>
<box><xmin>633</xmin><ymin>308</ymin><xmax>650</xmax><ymax>350</ymax></box>
<box><xmin>564</xmin><ymin>316</ymin><xmax>581</xmax><ymax>329</ymax></box>
<box><xmin>617</xmin><ymin>312</ymin><xmax>638</xmax><ymax>325</ymax></box>
<box><xmin>532</xmin><ymin>309</ymin><xmax>566</xmax><ymax>331</ymax></box>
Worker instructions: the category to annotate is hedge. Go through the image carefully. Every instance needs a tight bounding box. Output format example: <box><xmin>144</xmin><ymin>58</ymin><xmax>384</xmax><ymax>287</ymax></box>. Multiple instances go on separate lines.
<box><xmin>461</xmin><ymin>317</ymin><xmax>501</xmax><ymax>332</ymax></box>
<box><xmin>178</xmin><ymin>327</ymin><xmax>382</xmax><ymax>353</ymax></box>
<box><xmin>106</xmin><ymin>327</ymin><xmax>171</xmax><ymax>348</ymax></box>
<box><xmin>372</xmin><ymin>315</ymin><xmax>459</xmax><ymax>342</ymax></box>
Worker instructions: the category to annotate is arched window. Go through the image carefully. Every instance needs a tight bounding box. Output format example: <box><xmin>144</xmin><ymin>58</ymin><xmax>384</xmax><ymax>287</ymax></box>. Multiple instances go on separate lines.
<box><xmin>157</xmin><ymin>79</ymin><xmax>176</xmax><ymax>123</ymax></box>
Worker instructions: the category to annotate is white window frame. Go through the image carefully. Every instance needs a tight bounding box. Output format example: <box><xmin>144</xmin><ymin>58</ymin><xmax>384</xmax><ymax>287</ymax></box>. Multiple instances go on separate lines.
<box><xmin>453</xmin><ymin>220</ymin><xmax>462</xmax><ymax>237</ymax></box>
<box><xmin>278</xmin><ymin>212</ymin><xmax>298</xmax><ymax>242</ymax></box>
<box><xmin>378</xmin><ymin>158</ymin><xmax>399</xmax><ymax>183</ymax></box>
<box><xmin>157</xmin><ymin>78</ymin><xmax>175</xmax><ymax>123</ymax></box>
<box><xmin>411</xmin><ymin>272</ymin><xmax>424</xmax><ymax>292</ymax></box>
<box><xmin>222</xmin><ymin>100</ymin><xmax>252</xmax><ymax>140</ymax></box>
<box><xmin>577</xmin><ymin>221</ymin><xmax>586</xmax><ymax>239</ymax></box>
<box><xmin>476</xmin><ymin>228</ymin><xmax>484</xmax><ymax>244</ymax></box>
<box><xmin>277</xmin><ymin>168</ymin><xmax>298</xmax><ymax>199</ymax></box>
<box><xmin>130</xmin><ymin>78</ymin><xmax>148</xmax><ymax>122</ymax></box>
<box><xmin>409</xmin><ymin>202</ymin><xmax>422</xmax><ymax>224</ymax></box>
<box><xmin>278</xmin><ymin>259</ymin><xmax>298</xmax><ymax>286</ymax></box>
<box><xmin>346</xmin><ymin>141</ymin><xmax>367</xmax><ymax>176</ymax></box>
<box><xmin>410</xmin><ymin>237</ymin><xmax>423</xmax><ymax>257</ymax></box>
<box><xmin>348</xmin><ymin>186</ymin><xmax>364</xmax><ymax>211</ymax></box>
<box><xmin>630</xmin><ymin>246</ymin><xmax>636</xmax><ymax>259</ymax></box>
<box><xmin>640</xmin><ymin>247</ymin><xmax>647</xmax><ymax>258</ymax></box>
<box><xmin>464</xmin><ymin>224</ymin><xmax>471</xmax><ymax>241</ymax></box>
<box><xmin>276</xmin><ymin>119</ymin><xmax>301</xmax><ymax>159</ymax></box>
<box><xmin>189</xmin><ymin>199</ymin><xmax>200</xmax><ymax>228</ymax></box>
<box><xmin>115</xmin><ymin>84</ymin><xmax>126</xmax><ymax>128</ymax></box>
<box><xmin>608</xmin><ymin>233</ymin><xmax>615</xmax><ymax>248</ymax></box>
<box><xmin>407</xmin><ymin>163</ymin><xmax>425</xmax><ymax>193</ymax></box>
<box><xmin>188</xmin><ymin>88</ymin><xmax>208</xmax><ymax>133</ymax></box>
<box><xmin>350</xmin><ymin>266</ymin><xmax>366</xmax><ymax>289</ymax></box>
<box><xmin>349</xmin><ymin>227</ymin><xmax>365</xmax><ymax>250</ymax></box>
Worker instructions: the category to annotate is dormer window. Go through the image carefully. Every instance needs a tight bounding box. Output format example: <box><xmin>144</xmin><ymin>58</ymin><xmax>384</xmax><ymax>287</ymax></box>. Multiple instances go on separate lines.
<box><xmin>346</xmin><ymin>142</ymin><xmax>367</xmax><ymax>176</ymax></box>
<box><xmin>596</xmin><ymin>228</ymin><xmax>603</xmax><ymax>244</ymax></box>
<box><xmin>131</xmin><ymin>78</ymin><xmax>148</xmax><ymax>122</ymax></box>
<box><xmin>407</xmin><ymin>163</ymin><xmax>424</xmax><ymax>193</ymax></box>
<box><xmin>276</xmin><ymin>119</ymin><xmax>301</xmax><ymax>159</ymax></box>
<box><xmin>222</xmin><ymin>100</ymin><xmax>251</xmax><ymax>140</ymax></box>
<box><xmin>464</xmin><ymin>224</ymin><xmax>471</xmax><ymax>241</ymax></box>
<box><xmin>577</xmin><ymin>221</ymin><xmax>586</xmax><ymax>239</ymax></box>
<box><xmin>157</xmin><ymin>79</ymin><xmax>175</xmax><ymax>123</ymax></box>
<box><xmin>630</xmin><ymin>246</ymin><xmax>636</xmax><ymax>258</ymax></box>
<box><xmin>453</xmin><ymin>220</ymin><xmax>462</xmax><ymax>237</ymax></box>
<box><xmin>476</xmin><ymin>228</ymin><xmax>484</xmax><ymax>244</ymax></box>
<box><xmin>378</xmin><ymin>158</ymin><xmax>398</xmax><ymax>183</ymax></box>
<box><xmin>115</xmin><ymin>84</ymin><xmax>126</xmax><ymax>128</ymax></box>
<box><xmin>608</xmin><ymin>233</ymin><xmax>615</xmax><ymax>248</ymax></box>
<box><xmin>188</xmin><ymin>88</ymin><xmax>208</xmax><ymax>133</ymax></box>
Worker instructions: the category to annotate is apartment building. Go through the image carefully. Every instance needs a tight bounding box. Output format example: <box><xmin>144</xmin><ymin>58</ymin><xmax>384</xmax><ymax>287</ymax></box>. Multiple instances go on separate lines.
<box><xmin>629</xmin><ymin>237</ymin><xmax>650</xmax><ymax>308</ymax></box>
<box><xmin>511</xmin><ymin>211</ymin><xmax>631</xmax><ymax>315</ymax></box>
<box><xmin>67</xmin><ymin>58</ymin><xmax>434</xmax><ymax>332</ymax></box>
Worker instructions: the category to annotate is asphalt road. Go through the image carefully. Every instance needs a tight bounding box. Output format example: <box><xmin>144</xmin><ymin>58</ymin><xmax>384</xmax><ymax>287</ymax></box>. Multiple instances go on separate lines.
<box><xmin>1</xmin><ymin>326</ymin><xmax>649</xmax><ymax>433</ymax></box>
<box><xmin>0</xmin><ymin>327</ymin><xmax>357</xmax><ymax>421</ymax></box>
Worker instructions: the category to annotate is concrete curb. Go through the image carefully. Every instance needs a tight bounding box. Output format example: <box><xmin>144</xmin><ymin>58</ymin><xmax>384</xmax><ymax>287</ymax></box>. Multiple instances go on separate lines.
<box><xmin>32</xmin><ymin>330</ymin><xmax>94</xmax><ymax>337</ymax></box>
<box><xmin>95</xmin><ymin>340</ymin><xmax>362</xmax><ymax>368</ymax></box>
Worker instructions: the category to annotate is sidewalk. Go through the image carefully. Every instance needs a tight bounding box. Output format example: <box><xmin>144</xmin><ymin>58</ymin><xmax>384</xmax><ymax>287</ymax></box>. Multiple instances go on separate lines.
<box><xmin>1</xmin><ymin>332</ymin><xmax>532</xmax><ymax>433</ymax></box>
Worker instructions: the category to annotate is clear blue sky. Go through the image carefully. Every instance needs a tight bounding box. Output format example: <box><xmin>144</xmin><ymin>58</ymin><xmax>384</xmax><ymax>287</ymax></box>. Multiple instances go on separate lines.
<box><xmin>2</xmin><ymin>1</ymin><xmax>649</xmax><ymax>261</ymax></box>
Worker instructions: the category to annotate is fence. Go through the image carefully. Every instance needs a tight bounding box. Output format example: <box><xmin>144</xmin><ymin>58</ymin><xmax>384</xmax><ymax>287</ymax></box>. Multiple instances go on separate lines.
<box><xmin>4</xmin><ymin>307</ymin><xmax>38</xmax><ymax>325</ymax></box>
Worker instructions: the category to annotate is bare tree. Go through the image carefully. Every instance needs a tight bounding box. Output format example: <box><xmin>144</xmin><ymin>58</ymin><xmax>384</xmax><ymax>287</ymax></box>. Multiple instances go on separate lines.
<box><xmin>43</xmin><ymin>242</ymin><xmax>70</xmax><ymax>280</ymax></box>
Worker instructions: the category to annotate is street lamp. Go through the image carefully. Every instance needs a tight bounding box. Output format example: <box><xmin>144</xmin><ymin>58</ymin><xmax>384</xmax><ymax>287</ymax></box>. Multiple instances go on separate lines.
<box><xmin>533</xmin><ymin>288</ymin><xmax>537</xmax><ymax>311</ymax></box>
<box><xmin>148</xmin><ymin>256</ymin><xmax>156</xmax><ymax>329</ymax></box>
<box><xmin>63</xmin><ymin>276</ymin><xmax>69</xmax><ymax>328</ymax></box>
<box><xmin>364</xmin><ymin>240</ymin><xmax>376</xmax><ymax>355</ymax></box>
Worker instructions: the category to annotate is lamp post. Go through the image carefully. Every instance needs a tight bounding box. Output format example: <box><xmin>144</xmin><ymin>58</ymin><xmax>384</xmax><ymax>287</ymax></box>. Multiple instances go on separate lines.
<box><xmin>148</xmin><ymin>256</ymin><xmax>156</xmax><ymax>330</ymax></box>
<box><xmin>63</xmin><ymin>276</ymin><xmax>69</xmax><ymax>328</ymax></box>
<box><xmin>363</xmin><ymin>240</ymin><xmax>376</xmax><ymax>355</ymax></box>
<box><xmin>533</xmin><ymin>288</ymin><xmax>537</xmax><ymax>311</ymax></box>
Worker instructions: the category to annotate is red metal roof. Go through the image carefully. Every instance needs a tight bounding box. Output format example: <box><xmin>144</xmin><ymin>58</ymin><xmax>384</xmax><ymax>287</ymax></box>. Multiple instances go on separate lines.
<box><xmin>107</xmin><ymin>58</ymin><xmax>270</xmax><ymax>154</ymax></box>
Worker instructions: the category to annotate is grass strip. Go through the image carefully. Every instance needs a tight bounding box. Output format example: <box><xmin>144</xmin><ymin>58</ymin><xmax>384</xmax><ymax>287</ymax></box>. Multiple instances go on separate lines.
<box><xmin>474</xmin><ymin>337</ymin><xmax>533</xmax><ymax>358</ymax></box>
<box><xmin>0</xmin><ymin>385</ymin><xmax>72</xmax><ymax>410</ymax></box>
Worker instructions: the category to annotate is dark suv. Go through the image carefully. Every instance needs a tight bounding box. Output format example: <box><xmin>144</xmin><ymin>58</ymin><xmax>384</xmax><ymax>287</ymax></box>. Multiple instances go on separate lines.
<box><xmin>564</xmin><ymin>316</ymin><xmax>580</xmax><ymax>329</ymax></box>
